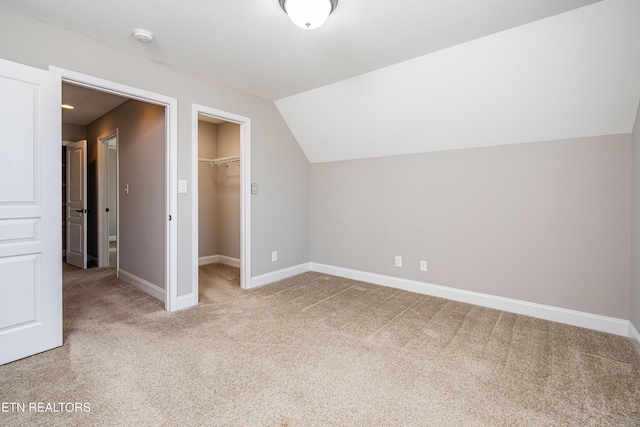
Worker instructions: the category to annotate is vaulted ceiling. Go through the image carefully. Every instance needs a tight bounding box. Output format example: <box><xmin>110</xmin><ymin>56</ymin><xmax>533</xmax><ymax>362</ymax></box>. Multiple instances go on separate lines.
<box><xmin>2</xmin><ymin>0</ymin><xmax>638</xmax><ymax>162</ymax></box>
<box><xmin>278</xmin><ymin>0</ymin><xmax>640</xmax><ymax>162</ymax></box>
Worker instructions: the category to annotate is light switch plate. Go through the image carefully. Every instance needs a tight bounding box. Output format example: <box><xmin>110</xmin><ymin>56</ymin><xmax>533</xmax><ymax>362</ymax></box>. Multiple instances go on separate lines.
<box><xmin>178</xmin><ymin>180</ymin><xmax>188</xmax><ymax>193</ymax></box>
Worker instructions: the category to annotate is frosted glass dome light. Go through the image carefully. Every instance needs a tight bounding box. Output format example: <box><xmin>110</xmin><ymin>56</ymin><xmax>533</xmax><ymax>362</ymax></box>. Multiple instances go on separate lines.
<box><xmin>279</xmin><ymin>0</ymin><xmax>338</xmax><ymax>30</ymax></box>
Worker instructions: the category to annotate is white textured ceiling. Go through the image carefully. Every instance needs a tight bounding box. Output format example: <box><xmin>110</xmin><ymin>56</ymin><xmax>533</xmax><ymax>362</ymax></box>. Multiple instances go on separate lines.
<box><xmin>0</xmin><ymin>0</ymin><xmax>599</xmax><ymax>101</ymax></box>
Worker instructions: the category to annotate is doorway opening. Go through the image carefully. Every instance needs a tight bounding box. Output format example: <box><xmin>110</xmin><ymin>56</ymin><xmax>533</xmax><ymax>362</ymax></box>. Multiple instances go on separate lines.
<box><xmin>56</xmin><ymin>67</ymin><xmax>179</xmax><ymax>311</ymax></box>
<box><xmin>61</xmin><ymin>83</ymin><xmax>127</xmax><ymax>271</ymax></box>
<box><xmin>197</xmin><ymin>116</ymin><xmax>241</xmax><ymax>265</ymax></box>
<box><xmin>99</xmin><ymin>133</ymin><xmax>118</xmax><ymax>268</ymax></box>
<box><xmin>192</xmin><ymin>105</ymin><xmax>251</xmax><ymax>305</ymax></box>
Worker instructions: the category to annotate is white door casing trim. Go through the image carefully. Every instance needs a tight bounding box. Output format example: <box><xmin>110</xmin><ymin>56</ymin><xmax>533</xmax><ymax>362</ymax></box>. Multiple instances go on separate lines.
<box><xmin>51</xmin><ymin>67</ymin><xmax>179</xmax><ymax>311</ymax></box>
<box><xmin>97</xmin><ymin>130</ymin><xmax>118</xmax><ymax>269</ymax></box>
<box><xmin>191</xmin><ymin>104</ymin><xmax>252</xmax><ymax>308</ymax></box>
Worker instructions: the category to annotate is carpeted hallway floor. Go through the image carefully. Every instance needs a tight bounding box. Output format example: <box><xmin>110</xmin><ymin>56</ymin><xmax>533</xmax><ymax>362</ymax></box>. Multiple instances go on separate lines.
<box><xmin>1</xmin><ymin>263</ymin><xmax>639</xmax><ymax>426</ymax></box>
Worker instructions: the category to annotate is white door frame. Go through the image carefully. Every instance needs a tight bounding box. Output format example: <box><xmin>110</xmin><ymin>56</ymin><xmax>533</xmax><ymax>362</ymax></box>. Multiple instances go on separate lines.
<box><xmin>97</xmin><ymin>130</ymin><xmax>118</xmax><ymax>269</ymax></box>
<box><xmin>192</xmin><ymin>104</ymin><xmax>251</xmax><ymax>304</ymax></box>
<box><xmin>51</xmin><ymin>67</ymin><xmax>179</xmax><ymax>312</ymax></box>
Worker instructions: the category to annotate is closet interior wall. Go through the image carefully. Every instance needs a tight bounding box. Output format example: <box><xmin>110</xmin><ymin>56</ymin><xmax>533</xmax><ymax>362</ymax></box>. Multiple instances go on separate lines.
<box><xmin>198</xmin><ymin>119</ymin><xmax>241</xmax><ymax>266</ymax></box>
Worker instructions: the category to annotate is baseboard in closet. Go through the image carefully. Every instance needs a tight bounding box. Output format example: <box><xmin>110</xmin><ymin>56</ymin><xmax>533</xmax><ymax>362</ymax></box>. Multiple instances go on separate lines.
<box><xmin>199</xmin><ymin>254</ymin><xmax>240</xmax><ymax>268</ymax></box>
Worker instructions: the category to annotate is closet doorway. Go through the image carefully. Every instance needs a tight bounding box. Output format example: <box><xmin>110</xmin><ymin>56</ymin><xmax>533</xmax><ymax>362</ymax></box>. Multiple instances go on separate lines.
<box><xmin>198</xmin><ymin>116</ymin><xmax>241</xmax><ymax>265</ymax></box>
<box><xmin>192</xmin><ymin>105</ymin><xmax>251</xmax><ymax>303</ymax></box>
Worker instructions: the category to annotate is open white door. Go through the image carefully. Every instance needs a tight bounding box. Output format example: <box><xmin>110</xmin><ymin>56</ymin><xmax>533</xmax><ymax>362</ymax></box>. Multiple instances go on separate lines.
<box><xmin>0</xmin><ymin>58</ymin><xmax>62</xmax><ymax>365</ymax></box>
<box><xmin>66</xmin><ymin>140</ymin><xmax>87</xmax><ymax>269</ymax></box>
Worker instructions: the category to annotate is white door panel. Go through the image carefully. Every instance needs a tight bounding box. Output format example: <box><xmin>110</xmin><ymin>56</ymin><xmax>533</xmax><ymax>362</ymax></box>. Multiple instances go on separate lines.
<box><xmin>0</xmin><ymin>58</ymin><xmax>62</xmax><ymax>365</ymax></box>
<box><xmin>65</xmin><ymin>140</ymin><xmax>87</xmax><ymax>269</ymax></box>
<box><xmin>0</xmin><ymin>255</ymin><xmax>38</xmax><ymax>329</ymax></box>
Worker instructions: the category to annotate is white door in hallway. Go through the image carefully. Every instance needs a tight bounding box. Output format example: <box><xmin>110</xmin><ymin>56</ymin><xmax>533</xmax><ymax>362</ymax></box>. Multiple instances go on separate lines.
<box><xmin>66</xmin><ymin>139</ymin><xmax>87</xmax><ymax>269</ymax></box>
<box><xmin>0</xmin><ymin>58</ymin><xmax>62</xmax><ymax>365</ymax></box>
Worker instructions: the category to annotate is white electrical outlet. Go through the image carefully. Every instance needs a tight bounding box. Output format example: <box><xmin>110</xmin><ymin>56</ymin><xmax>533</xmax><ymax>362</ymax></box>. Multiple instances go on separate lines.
<box><xmin>272</xmin><ymin>251</ymin><xmax>278</xmax><ymax>262</ymax></box>
<box><xmin>395</xmin><ymin>256</ymin><xmax>402</xmax><ymax>267</ymax></box>
<box><xmin>420</xmin><ymin>260</ymin><xmax>428</xmax><ymax>272</ymax></box>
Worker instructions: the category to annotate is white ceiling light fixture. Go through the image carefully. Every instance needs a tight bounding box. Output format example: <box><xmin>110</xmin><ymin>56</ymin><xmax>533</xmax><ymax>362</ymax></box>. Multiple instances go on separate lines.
<box><xmin>133</xmin><ymin>28</ymin><xmax>154</xmax><ymax>43</ymax></box>
<box><xmin>279</xmin><ymin>0</ymin><xmax>338</xmax><ymax>30</ymax></box>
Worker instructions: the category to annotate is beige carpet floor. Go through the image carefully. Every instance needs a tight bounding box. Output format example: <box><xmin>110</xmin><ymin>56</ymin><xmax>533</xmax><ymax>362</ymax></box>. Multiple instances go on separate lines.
<box><xmin>1</xmin><ymin>264</ymin><xmax>639</xmax><ymax>426</ymax></box>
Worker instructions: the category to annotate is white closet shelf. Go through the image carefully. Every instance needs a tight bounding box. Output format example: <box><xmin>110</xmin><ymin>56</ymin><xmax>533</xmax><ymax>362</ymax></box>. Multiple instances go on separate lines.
<box><xmin>198</xmin><ymin>155</ymin><xmax>240</xmax><ymax>178</ymax></box>
<box><xmin>198</xmin><ymin>155</ymin><xmax>240</xmax><ymax>164</ymax></box>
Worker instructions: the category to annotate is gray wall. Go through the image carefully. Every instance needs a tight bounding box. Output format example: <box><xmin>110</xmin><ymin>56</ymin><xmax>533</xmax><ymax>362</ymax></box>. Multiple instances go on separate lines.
<box><xmin>311</xmin><ymin>135</ymin><xmax>632</xmax><ymax>319</ymax></box>
<box><xmin>198</xmin><ymin>121</ymin><xmax>219</xmax><ymax>258</ymax></box>
<box><xmin>0</xmin><ymin>7</ymin><xmax>311</xmax><ymax>296</ymax></box>
<box><xmin>632</xmin><ymin>103</ymin><xmax>640</xmax><ymax>330</ymax></box>
<box><xmin>87</xmin><ymin>100</ymin><xmax>166</xmax><ymax>289</ymax></box>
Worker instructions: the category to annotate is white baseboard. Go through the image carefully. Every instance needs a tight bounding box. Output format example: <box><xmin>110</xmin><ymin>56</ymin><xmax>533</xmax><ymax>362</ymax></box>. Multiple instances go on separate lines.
<box><xmin>244</xmin><ymin>261</ymin><xmax>632</xmax><ymax>337</ymax></box>
<box><xmin>118</xmin><ymin>269</ymin><xmax>166</xmax><ymax>303</ymax></box>
<box><xmin>309</xmin><ymin>263</ymin><xmax>630</xmax><ymax>337</ymax></box>
<box><xmin>199</xmin><ymin>254</ymin><xmax>240</xmax><ymax>268</ymax></box>
<box><xmin>175</xmin><ymin>293</ymin><xmax>197</xmax><ymax>311</ymax></box>
<box><xmin>630</xmin><ymin>322</ymin><xmax>640</xmax><ymax>355</ymax></box>
<box><xmin>109</xmin><ymin>235</ymin><xmax>117</xmax><ymax>242</ymax></box>
<box><xmin>249</xmin><ymin>263</ymin><xmax>311</xmax><ymax>289</ymax></box>
<box><xmin>199</xmin><ymin>255</ymin><xmax>218</xmax><ymax>266</ymax></box>
<box><xmin>217</xmin><ymin>255</ymin><xmax>240</xmax><ymax>268</ymax></box>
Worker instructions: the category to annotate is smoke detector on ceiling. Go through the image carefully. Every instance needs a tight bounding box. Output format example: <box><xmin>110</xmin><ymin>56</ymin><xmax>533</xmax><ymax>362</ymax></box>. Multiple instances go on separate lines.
<box><xmin>133</xmin><ymin>29</ymin><xmax>154</xmax><ymax>43</ymax></box>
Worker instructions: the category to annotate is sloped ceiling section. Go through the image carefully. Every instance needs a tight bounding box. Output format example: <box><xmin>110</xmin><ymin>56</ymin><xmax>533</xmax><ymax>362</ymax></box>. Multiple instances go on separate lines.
<box><xmin>276</xmin><ymin>0</ymin><xmax>640</xmax><ymax>163</ymax></box>
<box><xmin>0</xmin><ymin>0</ymin><xmax>598</xmax><ymax>101</ymax></box>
